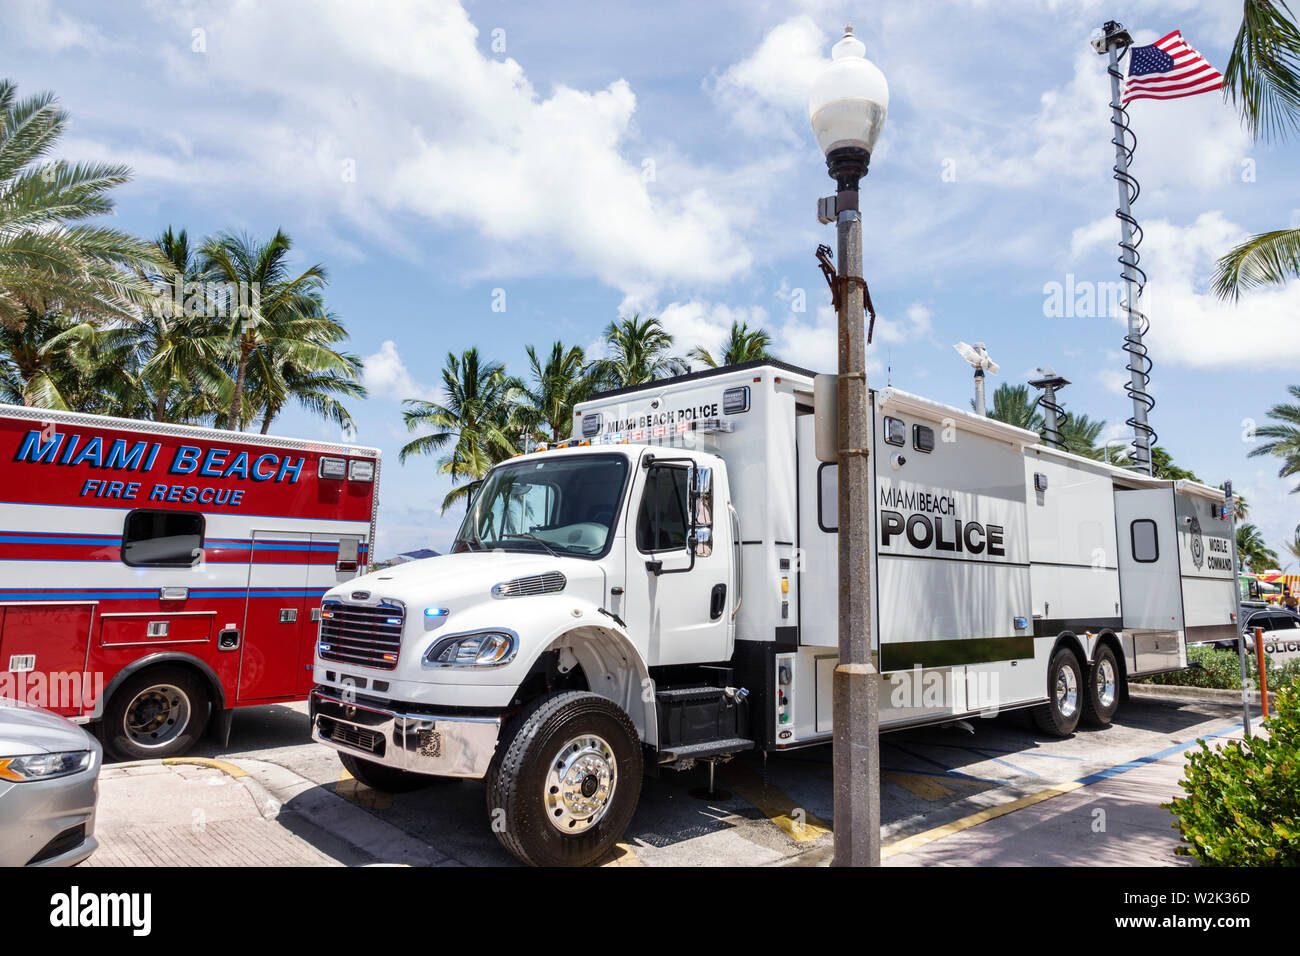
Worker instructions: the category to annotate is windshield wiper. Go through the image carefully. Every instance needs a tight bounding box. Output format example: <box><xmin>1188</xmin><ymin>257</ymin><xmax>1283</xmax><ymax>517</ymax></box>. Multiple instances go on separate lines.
<box><xmin>502</xmin><ymin>531</ymin><xmax>560</xmax><ymax>559</ymax></box>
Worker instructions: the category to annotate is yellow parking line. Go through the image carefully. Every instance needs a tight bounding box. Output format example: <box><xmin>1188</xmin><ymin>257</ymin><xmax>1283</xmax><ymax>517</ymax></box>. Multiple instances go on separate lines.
<box><xmin>883</xmin><ymin>772</ymin><xmax>995</xmax><ymax>801</ymax></box>
<box><xmin>725</xmin><ymin>765</ymin><xmax>832</xmax><ymax>842</ymax></box>
<box><xmin>163</xmin><ymin>756</ymin><xmax>248</xmax><ymax>779</ymax></box>
<box><xmin>881</xmin><ymin>781</ymin><xmax>1084</xmax><ymax>859</ymax></box>
<box><xmin>599</xmin><ymin>842</ymin><xmax>644</xmax><ymax>866</ymax></box>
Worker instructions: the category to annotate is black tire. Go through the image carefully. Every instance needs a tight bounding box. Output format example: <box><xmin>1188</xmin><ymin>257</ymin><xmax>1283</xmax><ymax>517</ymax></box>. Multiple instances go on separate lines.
<box><xmin>1082</xmin><ymin>644</ymin><xmax>1122</xmax><ymax>727</ymax></box>
<box><xmin>338</xmin><ymin>751</ymin><xmax>435</xmax><ymax>793</ymax></box>
<box><xmin>486</xmin><ymin>691</ymin><xmax>643</xmax><ymax>867</ymax></box>
<box><xmin>103</xmin><ymin>665</ymin><xmax>210</xmax><ymax>761</ymax></box>
<box><xmin>1031</xmin><ymin>646</ymin><xmax>1083</xmax><ymax>737</ymax></box>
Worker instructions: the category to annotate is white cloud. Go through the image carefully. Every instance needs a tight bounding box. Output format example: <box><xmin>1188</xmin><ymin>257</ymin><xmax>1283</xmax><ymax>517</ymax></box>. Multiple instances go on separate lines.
<box><xmin>363</xmin><ymin>340</ymin><xmax>438</xmax><ymax>402</ymax></box>
<box><xmin>655</xmin><ymin>300</ymin><xmax>772</xmax><ymax>359</ymax></box>
<box><xmin>926</xmin><ymin>43</ymin><xmax>1250</xmax><ymax>192</ymax></box>
<box><xmin>58</xmin><ymin>0</ymin><xmax>756</xmax><ymax>296</ymax></box>
<box><xmin>1074</xmin><ymin>210</ymin><xmax>1300</xmax><ymax>368</ymax></box>
<box><xmin>874</xmin><ymin>302</ymin><xmax>933</xmax><ymax>345</ymax></box>
<box><xmin>710</xmin><ymin>16</ymin><xmax>828</xmax><ymax>142</ymax></box>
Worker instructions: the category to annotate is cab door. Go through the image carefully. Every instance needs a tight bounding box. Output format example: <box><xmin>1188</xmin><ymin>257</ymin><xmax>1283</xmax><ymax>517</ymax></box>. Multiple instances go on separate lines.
<box><xmin>620</xmin><ymin>456</ymin><xmax>731</xmax><ymax>666</ymax></box>
<box><xmin>238</xmin><ymin>531</ymin><xmax>310</xmax><ymax>700</ymax></box>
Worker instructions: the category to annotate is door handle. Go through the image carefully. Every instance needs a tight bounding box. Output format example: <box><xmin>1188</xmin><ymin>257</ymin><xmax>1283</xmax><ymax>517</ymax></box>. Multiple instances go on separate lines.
<box><xmin>710</xmin><ymin>584</ymin><xmax>727</xmax><ymax>620</ymax></box>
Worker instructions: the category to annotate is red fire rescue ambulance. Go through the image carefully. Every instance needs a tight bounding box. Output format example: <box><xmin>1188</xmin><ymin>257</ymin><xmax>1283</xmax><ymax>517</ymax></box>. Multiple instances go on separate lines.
<box><xmin>0</xmin><ymin>404</ymin><xmax>380</xmax><ymax>760</ymax></box>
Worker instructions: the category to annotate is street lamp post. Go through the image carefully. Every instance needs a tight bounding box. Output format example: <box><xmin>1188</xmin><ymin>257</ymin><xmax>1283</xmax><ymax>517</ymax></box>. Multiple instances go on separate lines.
<box><xmin>809</xmin><ymin>25</ymin><xmax>888</xmax><ymax>868</ymax></box>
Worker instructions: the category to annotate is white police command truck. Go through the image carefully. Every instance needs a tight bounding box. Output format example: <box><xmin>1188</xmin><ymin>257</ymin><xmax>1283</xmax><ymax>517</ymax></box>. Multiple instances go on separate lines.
<box><xmin>309</xmin><ymin>361</ymin><xmax>1236</xmax><ymax>866</ymax></box>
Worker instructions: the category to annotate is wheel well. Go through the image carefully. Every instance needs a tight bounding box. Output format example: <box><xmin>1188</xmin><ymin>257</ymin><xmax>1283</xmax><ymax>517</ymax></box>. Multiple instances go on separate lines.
<box><xmin>1093</xmin><ymin>630</ymin><xmax>1129</xmax><ymax>699</ymax></box>
<box><xmin>1051</xmin><ymin>633</ymin><xmax>1087</xmax><ymax>670</ymax></box>
<box><xmin>95</xmin><ymin>653</ymin><xmax>222</xmax><ymax>723</ymax></box>
<box><xmin>523</xmin><ymin>626</ymin><xmax>655</xmax><ymax>746</ymax></box>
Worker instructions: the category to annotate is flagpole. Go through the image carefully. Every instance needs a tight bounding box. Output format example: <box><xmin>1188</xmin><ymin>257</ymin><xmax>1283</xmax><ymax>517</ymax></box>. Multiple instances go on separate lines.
<box><xmin>1096</xmin><ymin>20</ymin><xmax>1155</xmax><ymax>475</ymax></box>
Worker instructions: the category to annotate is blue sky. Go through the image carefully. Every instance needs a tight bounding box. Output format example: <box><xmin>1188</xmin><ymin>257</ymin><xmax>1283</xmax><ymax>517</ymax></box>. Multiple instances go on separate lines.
<box><xmin>5</xmin><ymin>0</ymin><xmax>1300</xmax><ymax>561</ymax></box>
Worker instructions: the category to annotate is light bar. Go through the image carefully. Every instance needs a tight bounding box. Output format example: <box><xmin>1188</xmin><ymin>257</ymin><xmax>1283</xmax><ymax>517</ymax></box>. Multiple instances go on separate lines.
<box><xmin>696</xmin><ymin>419</ymin><xmax>734</xmax><ymax>434</ymax></box>
<box><xmin>318</xmin><ymin>457</ymin><xmax>347</xmax><ymax>479</ymax></box>
<box><xmin>722</xmin><ymin>386</ymin><xmax>751</xmax><ymax>415</ymax></box>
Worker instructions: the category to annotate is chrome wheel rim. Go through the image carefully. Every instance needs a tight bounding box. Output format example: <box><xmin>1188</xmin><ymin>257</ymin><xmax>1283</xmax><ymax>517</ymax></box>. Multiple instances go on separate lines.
<box><xmin>543</xmin><ymin>733</ymin><xmax>617</xmax><ymax>834</ymax></box>
<box><xmin>1095</xmin><ymin>658</ymin><xmax>1117</xmax><ymax>709</ymax></box>
<box><xmin>124</xmin><ymin>683</ymin><xmax>191</xmax><ymax>749</ymax></box>
<box><xmin>1055</xmin><ymin>665</ymin><xmax>1079</xmax><ymax>719</ymax></box>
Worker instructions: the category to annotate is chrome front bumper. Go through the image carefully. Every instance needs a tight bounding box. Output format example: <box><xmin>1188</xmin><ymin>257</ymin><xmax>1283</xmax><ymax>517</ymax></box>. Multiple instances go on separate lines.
<box><xmin>310</xmin><ymin>688</ymin><xmax>501</xmax><ymax>779</ymax></box>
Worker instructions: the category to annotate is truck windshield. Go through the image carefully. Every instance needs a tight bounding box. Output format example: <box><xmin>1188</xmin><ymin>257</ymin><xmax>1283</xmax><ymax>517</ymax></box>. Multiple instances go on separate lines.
<box><xmin>452</xmin><ymin>454</ymin><xmax>629</xmax><ymax>558</ymax></box>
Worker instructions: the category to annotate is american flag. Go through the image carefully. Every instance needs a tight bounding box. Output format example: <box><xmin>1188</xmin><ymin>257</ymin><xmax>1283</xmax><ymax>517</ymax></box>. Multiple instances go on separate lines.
<box><xmin>1122</xmin><ymin>30</ymin><xmax>1223</xmax><ymax>105</ymax></box>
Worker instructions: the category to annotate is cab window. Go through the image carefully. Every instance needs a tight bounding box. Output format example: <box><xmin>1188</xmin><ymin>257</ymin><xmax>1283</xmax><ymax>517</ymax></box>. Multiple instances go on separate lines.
<box><xmin>637</xmin><ymin>465</ymin><xmax>689</xmax><ymax>553</ymax></box>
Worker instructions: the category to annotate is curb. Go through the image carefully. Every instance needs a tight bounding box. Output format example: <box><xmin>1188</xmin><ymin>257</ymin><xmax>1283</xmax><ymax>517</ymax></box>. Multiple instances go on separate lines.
<box><xmin>1128</xmin><ymin>682</ymin><xmax>1277</xmax><ymax>707</ymax></box>
<box><xmin>119</xmin><ymin>755</ymin><xmax>454</xmax><ymax>865</ymax></box>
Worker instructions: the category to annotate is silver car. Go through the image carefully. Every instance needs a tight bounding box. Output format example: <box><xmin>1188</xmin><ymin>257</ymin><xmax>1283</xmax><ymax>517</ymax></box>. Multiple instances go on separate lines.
<box><xmin>0</xmin><ymin>702</ymin><xmax>101</xmax><ymax>866</ymax></box>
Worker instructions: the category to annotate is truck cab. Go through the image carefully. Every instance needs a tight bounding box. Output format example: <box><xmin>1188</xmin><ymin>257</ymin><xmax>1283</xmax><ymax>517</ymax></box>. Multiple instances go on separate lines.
<box><xmin>311</xmin><ymin>441</ymin><xmax>744</xmax><ymax>866</ymax></box>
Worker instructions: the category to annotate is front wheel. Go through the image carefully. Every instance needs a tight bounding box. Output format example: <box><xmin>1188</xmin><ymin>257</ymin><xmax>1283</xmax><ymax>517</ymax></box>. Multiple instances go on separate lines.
<box><xmin>1082</xmin><ymin>644</ymin><xmax>1121</xmax><ymax>727</ymax></box>
<box><xmin>103</xmin><ymin>666</ymin><xmax>210</xmax><ymax>761</ymax></box>
<box><xmin>486</xmin><ymin>691</ymin><xmax>643</xmax><ymax>867</ymax></box>
<box><xmin>1031</xmin><ymin>647</ymin><xmax>1083</xmax><ymax>737</ymax></box>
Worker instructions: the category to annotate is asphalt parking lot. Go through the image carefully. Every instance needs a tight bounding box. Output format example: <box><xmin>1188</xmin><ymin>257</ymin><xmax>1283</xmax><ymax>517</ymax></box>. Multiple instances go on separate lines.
<box><xmin>136</xmin><ymin>691</ymin><xmax>1247</xmax><ymax>867</ymax></box>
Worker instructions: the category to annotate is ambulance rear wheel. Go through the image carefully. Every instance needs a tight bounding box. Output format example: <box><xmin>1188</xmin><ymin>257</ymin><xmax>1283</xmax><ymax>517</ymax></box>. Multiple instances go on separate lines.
<box><xmin>1082</xmin><ymin>645</ymin><xmax>1121</xmax><ymax>727</ymax></box>
<box><xmin>486</xmin><ymin>691</ymin><xmax>643</xmax><ymax>867</ymax></box>
<box><xmin>104</xmin><ymin>666</ymin><xmax>209</xmax><ymax>761</ymax></box>
<box><xmin>1032</xmin><ymin>647</ymin><xmax>1083</xmax><ymax>737</ymax></box>
<box><xmin>338</xmin><ymin>752</ymin><xmax>435</xmax><ymax>793</ymax></box>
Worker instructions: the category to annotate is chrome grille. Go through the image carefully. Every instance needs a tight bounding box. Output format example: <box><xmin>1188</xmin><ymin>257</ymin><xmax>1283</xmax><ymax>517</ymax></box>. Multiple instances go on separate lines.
<box><xmin>320</xmin><ymin>718</ymin><xmax>383</xmax><ymax>755</ymax></box>
<box><xmin>318</xmin><ymin>600</ymin><xmax>404</xmax><ymax>670</ymax></box>
<box><xmin>491</xmin><ymin>571</ymin><xmax>566</xmax><ymax>598</ymax></box>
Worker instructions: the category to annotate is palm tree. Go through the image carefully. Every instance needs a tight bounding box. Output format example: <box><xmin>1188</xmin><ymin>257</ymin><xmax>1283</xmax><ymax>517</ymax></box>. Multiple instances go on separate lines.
<box><xmin>0</xmin><ymin>307</ymin><xmax>125</xmax><ymax>411</ymax></box>
<box><xmin>399</xmin><ymin>348</ymin><xmax>523</xmax><ymax>511</ymax></box>
<box><xmin>1212</xmin><ymin>2</ymin><xmax>1300</xmax><ymax>298</ymax></box>
<box><xmin>1058</xmin><ymin>412</ymin><xmax>1106</xmax><ymax>459</ymax></box>
<box><xmin>1284</xmin><ymin>533</ymin><xmax>1300</xmax><ymax>567</ymax></box>
<box><xmin>250</xmin><ymin>344</ymin><xmax>366</xmax><ymax>436</ymax></box>
<box><xmin>587</xmin><ymin>314</ymin><xmax>687</xmax><ymax>390</ymax></box>
<box><xmin>517</xmin><ymin>341</ymin><xmax>590</xmax><ymax>445</ymax></box>
<box><xmin>982</xmin><ymin>383</ymin><xmax>1042</xmax><ymax>430</ymax></box>
<box><xmin>1237</xmin><ymin>523</ymin><xmax>1280</xmax><ymax>572</ymax></box>
<box><xmin>0</xmin><ymin>79</ymin><xmax>158</xmax><ymax>329</ymax></box>
<box><xmin>688</xmin><ymin>321</ymin><xmax>773</xmax><ymax>369</ymax></box>
<box><xmin>1248</xmin><ymin>384</ymin><xmax>1300</xmax><ymax>491</ymax></box>
<box><xmin>199</xmin><ymin>229</ymin><xmax>330</xmax><ymax>427</ymax></box>
<box><xmin>122</xmin><ymin>226</ymin><xmax>233</xmax><ymax>422</ymax></box>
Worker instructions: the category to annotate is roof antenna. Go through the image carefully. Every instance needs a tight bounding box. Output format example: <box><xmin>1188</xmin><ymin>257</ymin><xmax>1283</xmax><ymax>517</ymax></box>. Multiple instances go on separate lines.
<box><xmin>887</xmin><ymin>350</ymin><xmax>892</xmax><ymax>387</ymax></box>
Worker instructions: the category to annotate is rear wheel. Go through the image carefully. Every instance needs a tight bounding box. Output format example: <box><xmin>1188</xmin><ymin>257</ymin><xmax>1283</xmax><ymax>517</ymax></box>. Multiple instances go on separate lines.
<box><xmin>103</xmin><ymin>666</ymin><xmax>209</xmax><ymax>761</ymax></box>
<box><xmin>338</xmin><ymin>752</ymin><xmax>435</xmax><ymax>793</ymax></box>
<box><xmin>1082</xmin><ymin>644</ymin><xmax>1121</xmax><ymax>727</ymax></box>
<box><xmin>1032</xmin><ymin>646</ymin><xmax>1083</xmax><ymax>737</ymax></box>
<box><xmin>486</xmin><ymin>691</ymin><xmax>643</xmax><ymax>867</ymax></box>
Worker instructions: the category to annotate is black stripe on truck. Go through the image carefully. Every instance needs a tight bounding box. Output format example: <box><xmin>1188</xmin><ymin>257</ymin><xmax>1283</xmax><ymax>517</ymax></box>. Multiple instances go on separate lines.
<box><xmin>880</xmin><ymin>635</ymin><xmax>1034</xmax><ymax>672</ymax></box>
<box><xmin>1032</xmin><ymin>617</ymin><xmax>1123</xmax><ymax>638</ymax></box>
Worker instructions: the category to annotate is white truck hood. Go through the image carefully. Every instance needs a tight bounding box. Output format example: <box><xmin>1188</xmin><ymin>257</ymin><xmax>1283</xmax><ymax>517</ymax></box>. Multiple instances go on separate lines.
<box><xmin>329</xmin><ymin>551</ymin><xmax>607</xmax><ymax>612</ymax></box>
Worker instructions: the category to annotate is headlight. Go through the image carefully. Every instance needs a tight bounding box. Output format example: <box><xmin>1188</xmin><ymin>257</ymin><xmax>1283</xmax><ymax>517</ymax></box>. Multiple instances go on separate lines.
<box><xmin>425</xmin><ymin>630</ymin><xmax>517</xmax><ymax>667</ymax></box>
<box><xmin>0</xmin><ymin>750</ymin><xmax>93</xmax><ymax>782</ymax></box>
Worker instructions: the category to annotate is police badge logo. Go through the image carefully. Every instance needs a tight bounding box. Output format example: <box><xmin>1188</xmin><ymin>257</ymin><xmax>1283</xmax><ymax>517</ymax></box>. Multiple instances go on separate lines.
<box><xmin>1189</xmin><ymin>514</ymin><xmax>1204</xmax><ymax>570</ymax></box>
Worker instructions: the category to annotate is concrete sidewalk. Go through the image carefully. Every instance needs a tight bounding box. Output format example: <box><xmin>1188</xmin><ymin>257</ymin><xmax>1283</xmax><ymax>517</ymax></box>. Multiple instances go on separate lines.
<box><xmin>878</xmin><ymin>717</ymin><xmax>1257</xmax><ymax>866</ymax></box>
<box><xmin>87</xmin><ymin>756</ymin><xmax>454</xmax><ymax>867</ymax></box>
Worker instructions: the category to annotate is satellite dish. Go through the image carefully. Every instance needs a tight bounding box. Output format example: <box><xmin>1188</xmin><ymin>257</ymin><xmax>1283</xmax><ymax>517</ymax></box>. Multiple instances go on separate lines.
<box><xmin>954</xmin><ymin>341</ymin><xmax>999</xmax><ymax>374</ymax></box>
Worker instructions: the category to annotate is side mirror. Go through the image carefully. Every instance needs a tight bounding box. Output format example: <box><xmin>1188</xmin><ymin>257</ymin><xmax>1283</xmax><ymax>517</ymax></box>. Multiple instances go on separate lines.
<box><xmin>690</xmin><ymin>465</ymin><xmax>714</xmax><ymax>557</ymax></box>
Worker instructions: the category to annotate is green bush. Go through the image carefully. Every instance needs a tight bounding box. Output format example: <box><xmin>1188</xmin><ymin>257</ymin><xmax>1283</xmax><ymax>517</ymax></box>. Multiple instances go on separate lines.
<box><xmin>1166</xmin><ymin>679</ymin><xmax>1300</xmax><ymax>865</ymax></box>
<box><xmin>1138</xmin><ymin>644</ymin><xmax>1283</xmax><ymax>691</ymax></box>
